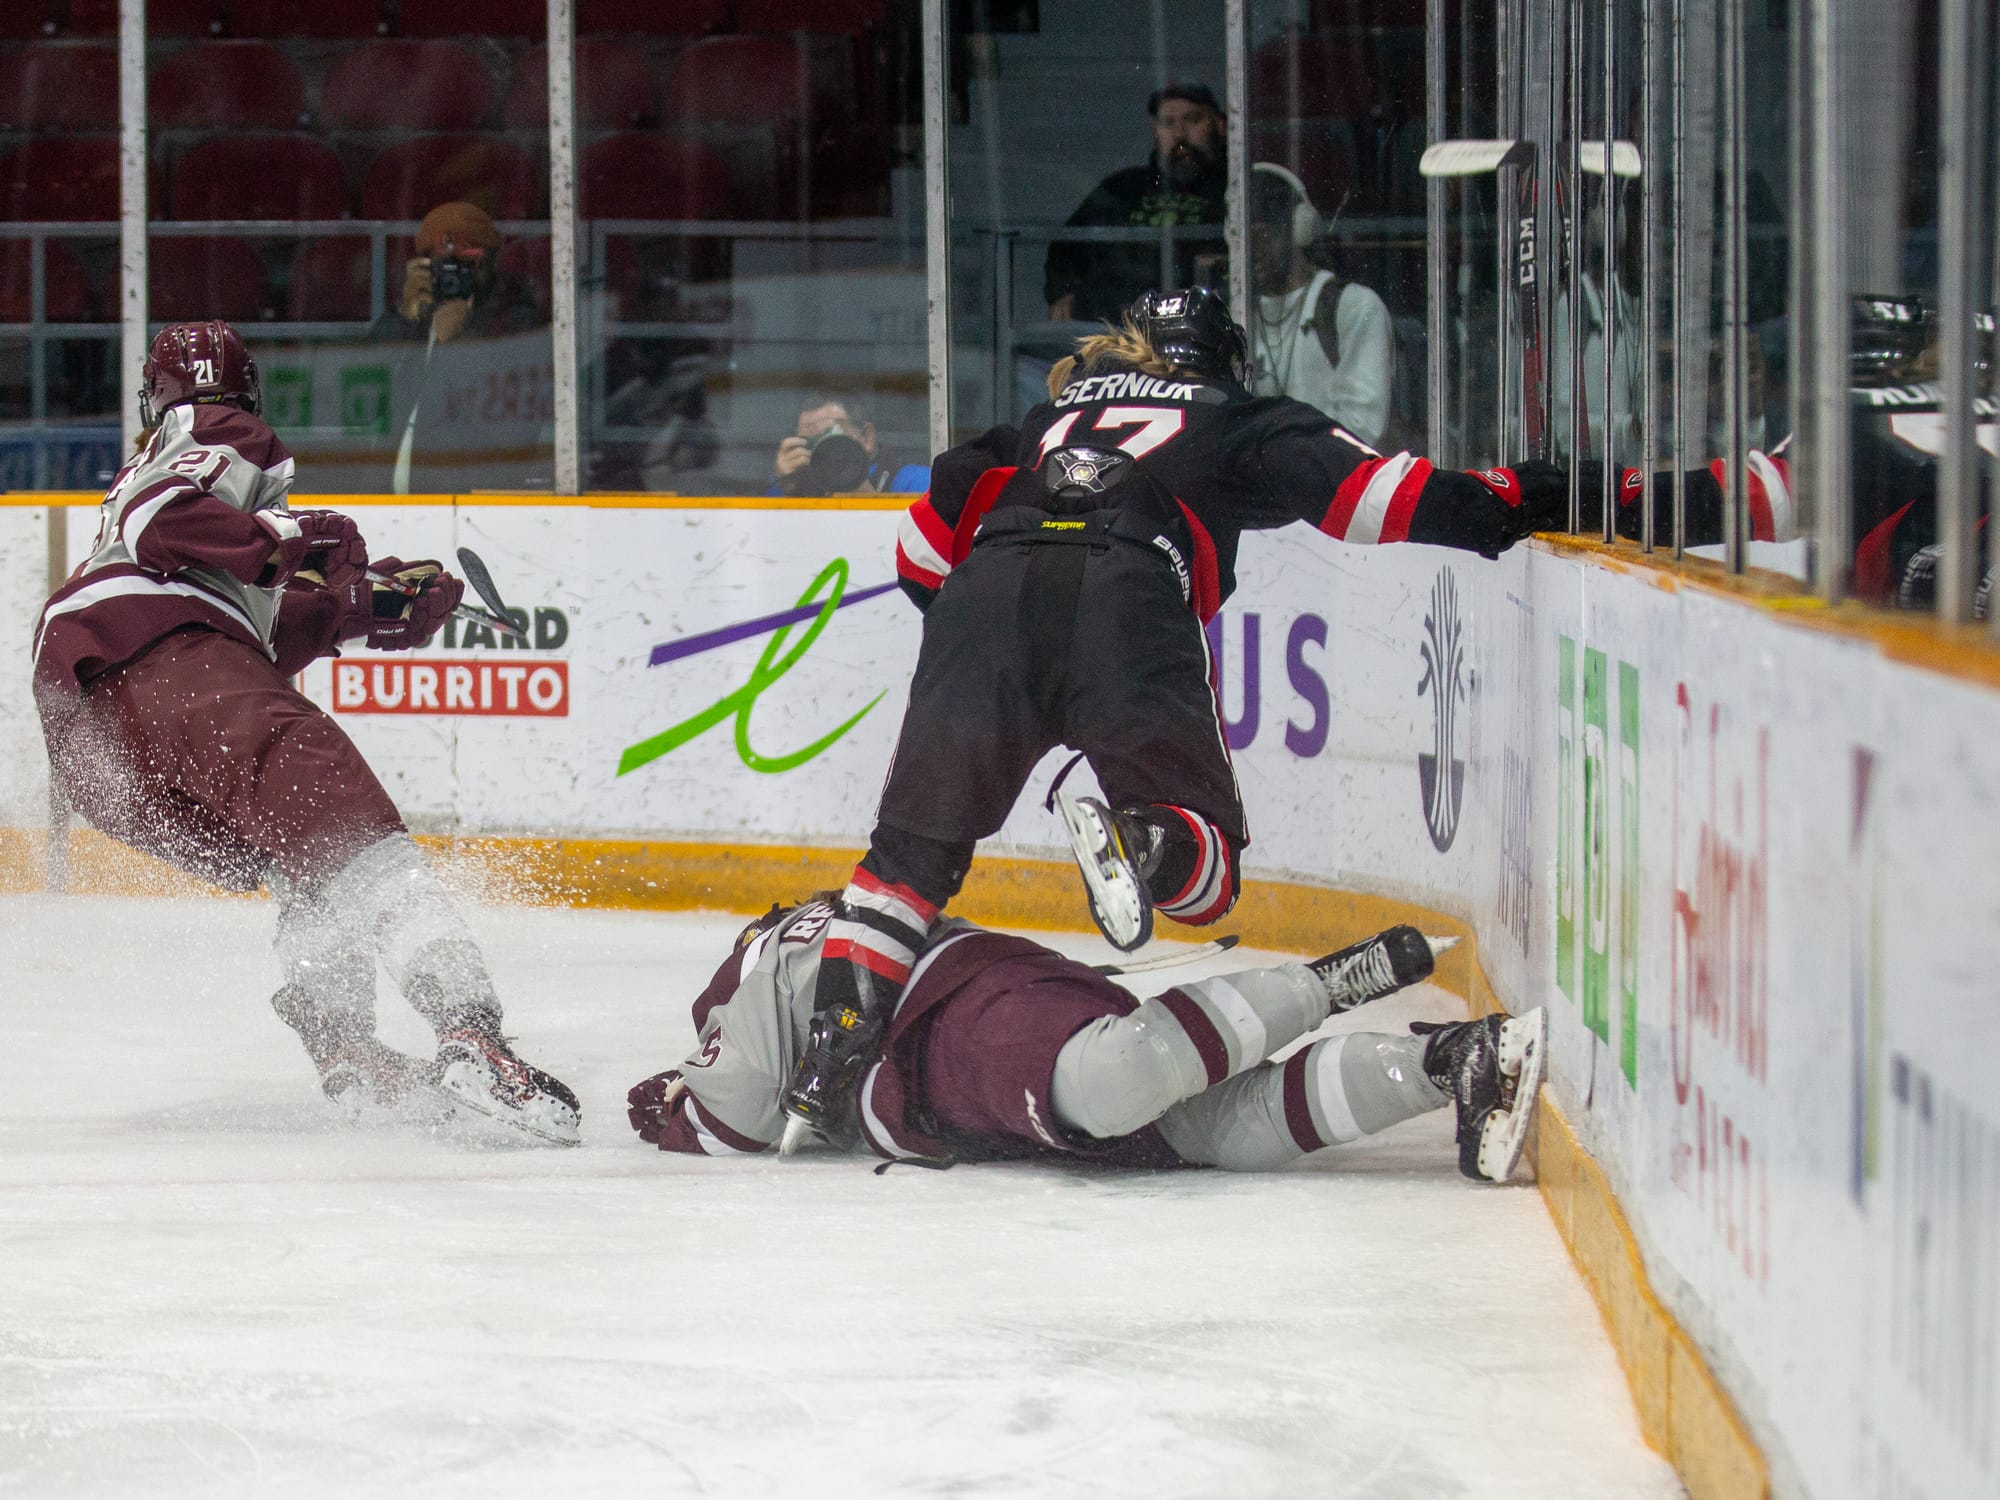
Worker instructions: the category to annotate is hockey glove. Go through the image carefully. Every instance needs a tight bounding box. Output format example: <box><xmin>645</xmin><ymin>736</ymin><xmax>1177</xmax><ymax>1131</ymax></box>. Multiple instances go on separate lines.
<box><xmin>289</xmin><ymin>509</ymin><xmax>369</xmax><ymax>589</ymax></box>
<box><xmin>627</xmin><ymin>1070</ymin><xmax>688</xmax><ymax>1146</ymax></box>
<box><xmin>337</xmin><ymin>557</ymin><xmax>464</xmax><ymax>651</ymax></box>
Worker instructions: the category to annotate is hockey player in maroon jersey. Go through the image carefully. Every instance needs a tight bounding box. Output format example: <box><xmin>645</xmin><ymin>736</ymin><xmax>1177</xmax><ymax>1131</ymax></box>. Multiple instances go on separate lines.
<box><xmin>779</xmin><ymin>286</ymin><xmax>1569</xmax><ymax>1150</ymax></box>
<box><xmin>31</xmin><ymin>320</ymin><xmax>579</xmax><ymax>1146</ymax></box>
<box><xmin>631</xmin><ymin>903</ymin><xmax>1548</xmax><ymax>1182</ymax></box>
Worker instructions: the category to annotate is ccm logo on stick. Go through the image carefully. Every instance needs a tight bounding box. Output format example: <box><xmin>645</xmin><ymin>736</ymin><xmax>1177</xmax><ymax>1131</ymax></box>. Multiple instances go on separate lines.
<box><xmin>333</xmin><ymin>659</ymin><xmax>569</xmax><ymax>717</ymax></box>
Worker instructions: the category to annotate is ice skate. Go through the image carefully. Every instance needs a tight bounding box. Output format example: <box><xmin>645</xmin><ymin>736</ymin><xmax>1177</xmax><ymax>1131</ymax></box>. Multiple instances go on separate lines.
<box><xmin>271</xmin><ymin>984</ymin><xmax>441</xmax><ymax>1122</ymax></box>
<box><xmin>1058</xmin><ymin>793</ymin><xmax>1157</xmax><ymax>952</ymax></box>
<box><xmin>431</xmin><ymin>1024</ymin><xmax>581</xmax><ymax>1147</ymax></box>
<box><xmin>778</xmin><ymin>999</ymin><xmax>883</xmax><ymax>1154</ymax></box>
<box><xmin>1413</xmin><ymin>1006</ymin><xmax>1548</xmax><ymax>1182</ymax></box>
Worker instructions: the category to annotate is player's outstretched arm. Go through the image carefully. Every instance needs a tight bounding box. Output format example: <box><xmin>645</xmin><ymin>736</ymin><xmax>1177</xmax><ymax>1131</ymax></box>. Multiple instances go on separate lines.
<box><xmin>894</xmin><ymin>424</ymin><xmax>1021</xmax><ymax>609</ymax></box>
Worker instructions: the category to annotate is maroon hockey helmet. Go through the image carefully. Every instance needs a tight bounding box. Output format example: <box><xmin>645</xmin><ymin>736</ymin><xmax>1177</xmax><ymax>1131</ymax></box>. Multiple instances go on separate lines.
<box><xmin>139</xmin><ymin>320</ymin><xmax>261</xmax><ymax>428</ymax></box>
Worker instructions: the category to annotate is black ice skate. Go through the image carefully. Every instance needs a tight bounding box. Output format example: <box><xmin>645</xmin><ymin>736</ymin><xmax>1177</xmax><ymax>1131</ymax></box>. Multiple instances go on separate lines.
<box><xmin>270</xmin><ymin>984</ymin><xmax>438</xmax><ymax>1119</ymax></box>
<box><xmin>778</xmin><ymin>998</ymin><xmax>884</xmax><ymax>1154</ymax></box>
<box><xmin>1308</xmin><ymin>925</ymin><xmax>1458</xmax><ymax>1012</ymax></box>
<box><xmin>1058</xmin><ymin>793</ymin><xmax>1160</xmax><ymax>952</ymax></box>
<box><xmin>1413</xmin><ymin>1006</ymin><xmax>1548</xmax><ymax>1182</ymax></box>
<box><xmin>432</xmin><ymin>1022</ymin><xmax>581</xmax><ymax>1147</ymax></box>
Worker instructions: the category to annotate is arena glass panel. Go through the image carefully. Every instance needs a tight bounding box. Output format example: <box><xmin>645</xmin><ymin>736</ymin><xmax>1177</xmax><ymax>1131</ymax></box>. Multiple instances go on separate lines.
<box><xmin>144</xmin><ymin>12</ymin><xmax>557</xmax><ymax>496</ymax></box>
<box><xmin>1244</xmin><ymin>0</ymin><xmax>1445</xmax><ymax>464</ymax></box>
<box><xmin>942</xmin><ymin>3</ymin><xmax>1231</xmax><ymax>444</ymax></box>
<box><xmin>0</xmin><ymin>30</ymin><xmax>122</xmax><ymax>489</ymax></box>
<box><xmin>571</xmin><ymin>10</ymin><xmax>926</xmax><ymax>498</ymax></box>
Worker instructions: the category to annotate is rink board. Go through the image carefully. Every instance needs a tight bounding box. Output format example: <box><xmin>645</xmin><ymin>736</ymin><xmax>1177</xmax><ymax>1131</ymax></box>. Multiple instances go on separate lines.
<box><xmin>5</xmin><ymin>495</ymin><xmax>2000</xmax><ymax>1500</ymax></box>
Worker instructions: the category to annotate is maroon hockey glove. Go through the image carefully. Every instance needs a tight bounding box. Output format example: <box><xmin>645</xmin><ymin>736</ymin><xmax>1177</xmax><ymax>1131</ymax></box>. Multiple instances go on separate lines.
<box><xmin>627</xmin><ymin>1070</ymin><xmax>688</xmax><ymax>1146</ymax></box>
<box><xmin>290</xmin><ymin>508</ymin><xmax>369</xmax><ymax>589</ymax></box>
<box><xmin>336</xmin><ymin>557</ymin><xmax>464</xmax><ymax>650</ymax></box>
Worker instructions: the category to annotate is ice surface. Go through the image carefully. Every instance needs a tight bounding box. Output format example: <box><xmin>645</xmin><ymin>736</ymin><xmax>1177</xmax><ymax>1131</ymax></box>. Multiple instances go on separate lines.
<box><xmin>0</xmin><ymin>895</ymin><xmax>1683</xmax><ymax>1498</ymax></box>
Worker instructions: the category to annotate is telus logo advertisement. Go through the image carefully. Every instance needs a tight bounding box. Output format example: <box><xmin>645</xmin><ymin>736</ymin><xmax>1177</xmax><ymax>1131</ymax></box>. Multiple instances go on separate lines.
<box><xmin>1203</xmin><ymin>609</ymin><xmax>1332</xmax><ymax>756</ymax></box>
<box><xmin>1416</xmin><ymin>567</ymin><xmax>1469</xmax><ymax>851</ymax></box>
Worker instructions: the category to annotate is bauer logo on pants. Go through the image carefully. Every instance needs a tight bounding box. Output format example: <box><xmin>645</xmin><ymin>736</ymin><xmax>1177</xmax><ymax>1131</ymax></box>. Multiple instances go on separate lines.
<box><xmin>332</xmin><ymin>658</ymin><xmax>569</xmax><ymax>716</ymax></box>
<box><xmin>1416</xmin><ymin>566</ymin><xmax>1468</xmax><ymax>851</ymax></box>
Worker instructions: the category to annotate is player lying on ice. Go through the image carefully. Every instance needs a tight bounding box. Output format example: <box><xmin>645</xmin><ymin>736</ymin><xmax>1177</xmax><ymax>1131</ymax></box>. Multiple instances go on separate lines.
<box><xmin>630</xmin><ymin>901</ymin><xmax>1548</xmax><ymax>1181</ymax></box>
<box><xmin>30</xmin><ymin>319</ymin><xmax>578</xmax><ymax>1146</ymax></box>
<box><xmin>781</xmin><ymin>284</ymin><xmax>1573</xmax><ymax>1151</ymax></box>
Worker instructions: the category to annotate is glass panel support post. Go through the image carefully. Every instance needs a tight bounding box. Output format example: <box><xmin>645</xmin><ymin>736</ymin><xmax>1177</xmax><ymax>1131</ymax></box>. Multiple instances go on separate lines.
<box><xmin>119</xmin><ymin>0</ymin><xmax>148</xmax><ymax>454</ymax></box>
<box><xmin>1600</xmin><ymin>0</ymin><xmax>1618</xmax><ymax>541</ymax></box>
<box><xmin>547</xmin><ymin>0</ymin><xmax>580</xmax><ymax>495</ymax></box>
<box><xmin>1719</xmin><ymin>0</ymin><xmax>1748</xmax><ymax>573</ymax></box>
<box><xmin>1807</xmin><ymin>0</ymin><xmax>1848</xmax><ymax>600</ymax></box>
<box><xmin>1936</xmin><ymin>0</ymin><xmax>1989</xmax><ymax>622</ymax></box>
<box><xmin>1426</xmin><ymin>0</ymin><xmax>1449</xmax><ymax>462</ymax></box>
<box><xmin>923</xmin><ymin>0</ymin><xmax>952</xmax><ymax>461</ymax></box>
<box><xmin>1566</xmin><ymin>0</ymin><xmax>1584</xmax><ymax>531</ymax></box>
<box><xmin>1639</xmin><ymin>0</ymin><xmax>1657</xmax><ymax>551</ymax></box>
<box><xmin>1225</xmin><ymin>0</ymin><xmax>1250</xmax><ymax>336</ymax></box>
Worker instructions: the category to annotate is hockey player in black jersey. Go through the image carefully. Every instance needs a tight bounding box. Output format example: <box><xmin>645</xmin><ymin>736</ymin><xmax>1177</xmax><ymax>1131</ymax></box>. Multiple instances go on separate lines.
<box><xmin>779</xmin><ymin>287</ymin><xmax>1571</xmax><ymax>1151</ymax></box>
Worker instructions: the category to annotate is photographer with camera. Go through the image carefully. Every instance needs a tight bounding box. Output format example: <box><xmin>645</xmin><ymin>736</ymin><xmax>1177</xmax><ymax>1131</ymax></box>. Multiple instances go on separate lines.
<box><xmin>371</xmin><ymin>201</ymin><xmax>546</xmax><ymax>492</ymax></box>
<box><xmin>770</xmin><ymin>392</ymin><xmax>929</xmax><ymax>498</ymax></box>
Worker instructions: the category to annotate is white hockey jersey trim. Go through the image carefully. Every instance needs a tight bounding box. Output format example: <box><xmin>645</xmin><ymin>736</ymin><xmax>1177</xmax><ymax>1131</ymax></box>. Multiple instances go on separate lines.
<box><xmin>1343</xmin><ymin>452</ymin><xmax>1419</xmax><ymax>545</ymax></box>
<box><xmin>32</xmin><ymin>573</ymin><xmax>259</xmax><ymax>664</ymax></box>
<box><xmin>683</xmin><ymin>1096</ymin><xmax>763</xmax><ymax>1156</ymax></box>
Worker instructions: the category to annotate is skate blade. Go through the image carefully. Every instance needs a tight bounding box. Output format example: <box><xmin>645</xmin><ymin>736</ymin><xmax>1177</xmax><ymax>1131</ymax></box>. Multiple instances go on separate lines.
<box><xmin>1056</xmin><ymin>793</ymin><xmax>1150</xmax><ymax>953</ymax></box>
<box><xmin>779</xmin><ymin>1114</ymin><xmax>815</xmax><ymax>1157</ymax></box>
<box><xmin>1475</xmin><ymin>1007</ymin><xmax>1548</xmax><ymax>1182</ymax></box>
<box><xmin>430</xmin><ymin>1063</ymin><xmax>581</xmax><ymax>1148</ymax></box>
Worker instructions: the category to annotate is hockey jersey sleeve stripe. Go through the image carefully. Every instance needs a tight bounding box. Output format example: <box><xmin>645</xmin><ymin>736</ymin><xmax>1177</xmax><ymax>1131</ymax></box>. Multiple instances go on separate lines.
<box><xmin>1156</xmin><ymin>987</ymin><xmax>1231</xmax><ymax>1087</ymax></box>
<box><xmin>1319</xmin><ymin>452</ymin><xmax>1420</xmax><ymax>544</ymax></box>
<box><xmin>897</xmin><ymin>502</ymin><xmax>951</xmax><ymax>585</ymax></box>
<box><xmin>33</xmin><ymin>571</ymin><xmax>259</xmax><ymax>663</ymax></box>
<box><xmin>119</xmin><ymin>476</ymin><xmax>201</xmax><ymax>554</ymax></box>
<box><xmin>682</xmin><ymin>1095</ymin><xmax>769</xmax><ymax>1155</ymax></box>
<box><xmin>1374</xmin><ymin>457</ymin><xmax>1435</xmax><ymax>544</ymax></box>
<box><xmin>1746</xmin><ymin>450</ymin><xmax>1794</xmax><ymax>542</ymax></box>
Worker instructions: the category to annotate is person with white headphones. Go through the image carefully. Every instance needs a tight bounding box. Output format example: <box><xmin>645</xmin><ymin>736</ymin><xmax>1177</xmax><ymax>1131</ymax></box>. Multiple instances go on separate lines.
<box><xmin>1248</xmin><ymin>161</ymin><xmax>1395</xmax><ymax>448</ymax></box>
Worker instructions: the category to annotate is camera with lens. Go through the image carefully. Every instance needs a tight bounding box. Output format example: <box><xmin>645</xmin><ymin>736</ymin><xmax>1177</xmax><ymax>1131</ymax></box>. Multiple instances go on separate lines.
<box><xmin>431</xmin><ymin>255</ymin><xmax>478</xmax><ymax>304</ymax></box>
<box><xmin>799</xmin><ymin>421</ymin><xmax>871</xmax><ymax>493</ymax></box>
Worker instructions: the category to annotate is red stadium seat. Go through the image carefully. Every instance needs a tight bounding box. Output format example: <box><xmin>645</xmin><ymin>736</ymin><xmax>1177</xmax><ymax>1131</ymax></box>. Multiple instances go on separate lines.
<box><xmin>580</xmin><ymin>133</ymin><xmax>732</xmax><ymax>220</ymax></box>
<box><xmin>496</xmin><ymin>235</ymin><xmax>550</xmax><ymax>322</ymax></box>
<box><xmin>359</xmin><ymin>135</ymin><xmax>541</xmax><ymax>221</ymax></box>
<box><xmin>662</xmin><ymin>35</ymin><xmax>818</xmax><ymax>127</ymax></box>
<box><xmin>735</xmin><ymin>0</ymin><xmax>885</xmax><ymax>32</ymax></box>
<box><xmin>1249</xmin><ymin>34</ymin><xmax>1366</xmax><ymax>122</ymax></box>
<box><xmin>0</xmin><ymin>138</ymin><xmax>123</xmax><ymax>220</ymax></box>
<box><xmin>150</xmin><ymin>42</ymin><xmax>306</xmax><ymax>130</ymax></box>
<box><xmin>66</xmin><ymin>0</ymin><xmax>225</xmax><ymax>32</ymax></box>
<box><xmin>504</xmin><ymin>38</ymin><xmax>657</xmax><ymax>129</ymax></box>
<box><xmin>321</xmin><ymin>40</ymin><xmax>495</xmax><ymax>130</ymax></box>
<box><xmin>168</xmin><ymin>134</ymin><xmax>350</xmax><ymax>221</ymax></box>
<box><xmin>288</xmin><ymin>236</ymin><xmax>374</xmax><ymax>321</ymax></box>
<box><xmin>578</xmin><ymin>0</ymin><xmax>728</xmax><ymax>33</ymax></box>
<box><xmin>0</xmin><ymin>238</ymin><xmax>94</xmax><ymax>321</ymax></box>
<box><xmin>0</xmin><ymin>4</ymin><xmax>60</xmax><ymax>39</ymax></box>
<box><xmin>0</xmin><ymin>43</ymin><xmax>118</xmax><ymax>129</ymax></box>
<box><xmin>230</xmin><ymin>0</ymin><xmax>386</xmax><ymax>36</ymax></box>
<box><xmin>397</xmin><ymin>0</ymin><xmax>542</xmax><ymax>37</ymax></box>
<box><xmin>150</xmin><ymin>236</ymin><xmax>273</xmax><ymax>323</ymax></box>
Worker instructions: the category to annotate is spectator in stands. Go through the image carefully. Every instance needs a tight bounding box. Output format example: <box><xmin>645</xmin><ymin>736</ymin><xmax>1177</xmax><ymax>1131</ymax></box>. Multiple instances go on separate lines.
<box><xmin>371</xmin><ymin>202</ymin><xmax>548</xmax><ymax>492</ymax></box>
<box><xmin>1043</xmin><ymin>82</ymin><xmax>1229</xmax><ymax>324</ymax></box>
<box><xmin>1247</xmin><ymin>161</ymin><xmax>1394</xmax><ymax>448</ymax></box>
<box><xmin>771</xmin><ymin>392</ymin><xmax>929</xmax><ymax>497</ymax></box>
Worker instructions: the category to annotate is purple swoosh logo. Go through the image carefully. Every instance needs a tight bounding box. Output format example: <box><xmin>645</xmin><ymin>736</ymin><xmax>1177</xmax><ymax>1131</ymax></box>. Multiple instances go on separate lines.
<box><xmin>647</xmin><ymin>581</ymin><xmax>900</xmax><ymax>667</ymax></box>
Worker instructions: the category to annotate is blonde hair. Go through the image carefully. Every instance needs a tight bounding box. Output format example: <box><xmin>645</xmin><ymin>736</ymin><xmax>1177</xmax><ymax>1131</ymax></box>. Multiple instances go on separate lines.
<box><xmin>1047</xmin><ymin>316</ymin><xmax>1180</xmax><ymax>400</ymax></box>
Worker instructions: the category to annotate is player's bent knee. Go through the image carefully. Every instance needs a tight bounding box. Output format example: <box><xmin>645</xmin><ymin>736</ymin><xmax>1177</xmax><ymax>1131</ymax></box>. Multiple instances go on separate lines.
<box><xmin>1048</xmin><ymin>1013</ymin><xmax>1189</xmax><ymax>1139</ymax></box>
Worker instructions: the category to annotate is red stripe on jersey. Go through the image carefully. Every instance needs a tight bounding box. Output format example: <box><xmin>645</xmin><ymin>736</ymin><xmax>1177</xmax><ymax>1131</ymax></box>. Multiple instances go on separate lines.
<box><xmin>823</xmin><ymin>938</ymin><xmax>913</xmax><ymax>984</ymax></box>
<box><xmin>894</xmin><ymin>540</ymin><xmax>945</xmax><ymax>592</ymax></box>
<box><xmin>1376</xmin><ymin>458</ymin><xmax>1435</xmax><ymax>543</ymax></box>
<box><xmin>1174</xmin><ymin>500</ymin><xmax>1222</xmax><ymax>622</ymax></box>
<box><xmin>1281</xmin><ymin>1049</ymin><xmax>1323</xmax><ymax>1153</ymax></box>
<box><xmin>953</xmin><ymin>465</ymin><xmax>1017</xmax><ymax>562</ymax></box>
<box><xmin>1743</xmin><ymin>466</ymin><xmax>1776</xmax><ymax>543</ymax></box>
<box><xmin>848</xmin><ymin>866</ymin><xmax>940</xmax><ymax>925</ymax></box>
<box><xmin>1176</xmin><ymin>855</ymin><xmax>1237</xmax><ymax>925</ymax></box>
<box><xmin>1156</xmin><ymin>988</ymin><xmax>1230</xmax><ymax>1087</ymax></box>
<box><xmin>1318</xmin><ymin>458</ymin><xmax>1384</xmax><ymax>539</ymax></box>
<box><xmin>906</xmin><ymin>493</ymin><xmax>954</xmax><ymax>561</ymax></box>
<box><xmin>1853</xmin><ymin>501</ymin><xmax>1916</xmax><ymax>602</ymax></box>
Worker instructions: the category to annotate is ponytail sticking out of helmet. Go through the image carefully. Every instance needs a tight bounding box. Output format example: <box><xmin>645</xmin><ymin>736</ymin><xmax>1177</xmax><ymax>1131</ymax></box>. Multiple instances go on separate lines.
<box><xmin>139</xmin><ymin>320</ymin><xmax>262</xmax><ymax>428</ymax></box>
<box><xmin>1126</xmin><ymin>286</ymin><xmax>1250</xmax><ymax>387</ymax></box>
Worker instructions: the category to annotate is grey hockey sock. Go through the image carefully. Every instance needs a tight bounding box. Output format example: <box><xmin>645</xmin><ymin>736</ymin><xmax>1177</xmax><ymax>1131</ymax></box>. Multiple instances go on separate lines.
<box><xmin>313</xmin><ymin>834</ymin><xmax>500</xmax><ymax>1037</ymax></box>
<box><xmin>1152</xmin><ymin>1032</ymin><xmax>1448</xmax><ymax>1172</ymax></box>
<box><xmin>1049</xmin><ymin>964</ymin><xmax>1329</xmax><ymax>1139</ymax></box>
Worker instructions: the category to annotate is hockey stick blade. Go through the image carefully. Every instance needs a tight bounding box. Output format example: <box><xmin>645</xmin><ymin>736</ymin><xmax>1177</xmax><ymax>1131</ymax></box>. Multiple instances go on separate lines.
<box><xmin>1092</xmin><ymin>934</ymin><xmax>1240</xmax><ymax>975</ymax></box>
<box><xmin>1419</xmin><ymin>138</ymin><xmax>1535</xmax><ymax>177</ymax></box>
<box><xmin>1579</xmin><ymin>140</ymin><xmax>1643</xmax><ymax>178</ymax></box>
<box><xmin>455</xmin><ymin>547</ymin><xmax>514</xmax><ymax>617</ymax></box>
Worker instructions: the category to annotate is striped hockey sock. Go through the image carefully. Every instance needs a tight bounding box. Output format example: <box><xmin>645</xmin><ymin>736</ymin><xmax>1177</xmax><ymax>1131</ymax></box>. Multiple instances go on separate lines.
<box><xmin>817</xmin><ymin>866</ymin><xmax>940</xmax><ymax>1017</ymax></box>
<box><xmin>1143</xmin><ymin>804</ymin><xmax>1239</xmax><ymax>926</ymax></box>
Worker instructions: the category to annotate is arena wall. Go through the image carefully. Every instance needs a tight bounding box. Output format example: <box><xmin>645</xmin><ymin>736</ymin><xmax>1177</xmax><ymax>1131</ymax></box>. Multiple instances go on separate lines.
<box><xmin>5</xmin><ymin>493</ymin><xmax>1998</xmax><ymax>1500</ymax></box>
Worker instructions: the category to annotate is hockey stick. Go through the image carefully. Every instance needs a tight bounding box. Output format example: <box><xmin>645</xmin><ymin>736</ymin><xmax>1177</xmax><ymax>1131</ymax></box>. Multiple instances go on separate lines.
<box><xmin>1418</xmin><ymin>139</ymin><xmax>1535</xmax><ymax>177</ymax></box>
<box><xmin>1092</xmin><ymin>934</ymin><xmax>1239</xmax><ymax>975</ymax></box>
<box><xmin>366</xmin><ymin>562</ymin><xmax>528</xmax><ymax>640</ymax></box>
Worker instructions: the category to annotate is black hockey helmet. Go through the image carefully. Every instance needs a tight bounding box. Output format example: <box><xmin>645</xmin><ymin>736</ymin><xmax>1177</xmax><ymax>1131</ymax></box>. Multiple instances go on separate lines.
<box><xmin>1128</xmin><ymin>286</ymin><xmax>1250</xmax><ymax>386</ymax></box>
<box><xmin>1850</xmin><ymin>294</ymin><xmax>1934</xmax><ymax>387</ymax></box>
